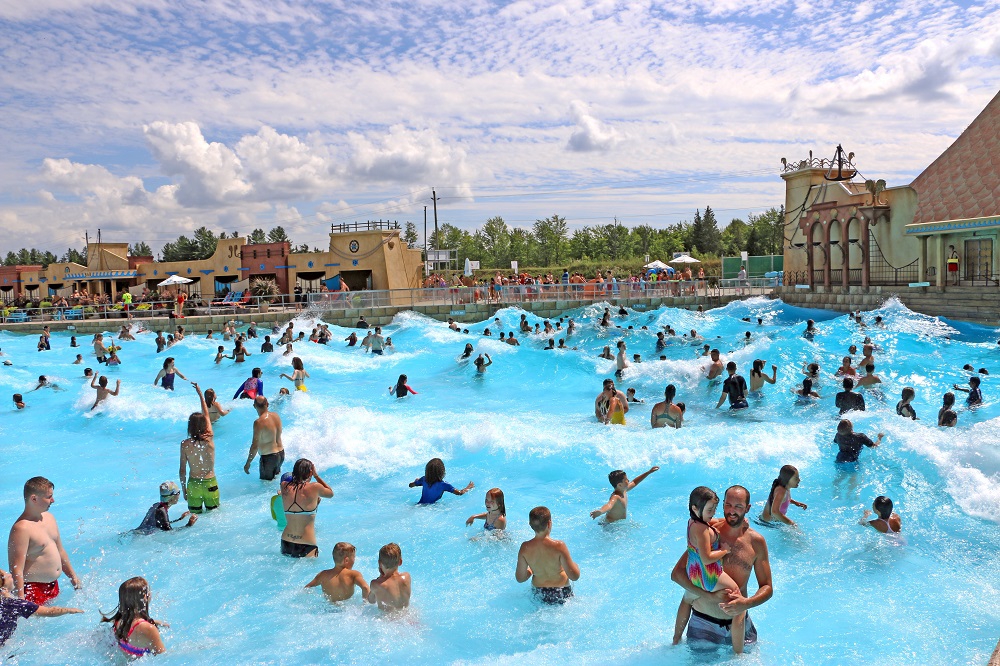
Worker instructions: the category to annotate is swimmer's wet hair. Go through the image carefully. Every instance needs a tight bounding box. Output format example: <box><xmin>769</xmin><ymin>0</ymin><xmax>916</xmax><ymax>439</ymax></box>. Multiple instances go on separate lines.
<box><xmin>726</xmin><ymin>361</ymin><xmax>737</xmax><ymax>372</ymax></box>
<box><xmin>901</xmin><ymin>387</ymin><xmax>915</xmax><ymax>401</ymax></box>
<box><xmin>23</xmin><ymin>476</ymin><xmax>53</xmax><ymax>500</ymax></box>
<box><xmin>943</xmin><ymin>392</ymin><xmax>956</xmax><ymax>407</ymax></box>
<box><xmin>837</xmin><ymin>419</ymin><xmax>853</xmax><ymax>435</ymax></box>
<box><xmin>873</xmin><ymin>496</ymin><xmax>893</xmax><ymax>520</ymax></box>
<box><xmin>942</xmin><ymin>409</ymin><xmax>957</xmax><ymax>426</ymax></box>
<box><xmin>608</xmin><ymin>470</ymin><xmax>627</xmax><ymax>488</ymax></box>
<box><xmin>528</xmin><ymin>506</ymin><xmax>551</xmax><ymax>532</ymax></box>
<box><xmin>842</xmin><ymin>377</ymin><xmax>855</xmax><ymax>390</ymax></box>
<box><xmin>333</xmin><ymin>542</ymin><xmax>355</xmax><ymax>564</ymax></box>
<box><xmin>379</xmin><ymin>543</ymin><xmax>401</xmax><ymax>568</ymax></box>
<box><xmin>970</xmin><ymin>376</ymin><xmax>981</xmax><ymax>386</ymax></box>
<box><xmin>689</xmin><ymin>486</ymin><xmax>718</xmax><ymax>525</ymax></box>
<box><xmin>424</xmin><ymin>458</ymin><xmax>446</xmax><ymax>486</ymax></box>
<box><xmin>486</xmin><ymin>487</ymin><xmax>506</xmax><ymax>516</ymax></box>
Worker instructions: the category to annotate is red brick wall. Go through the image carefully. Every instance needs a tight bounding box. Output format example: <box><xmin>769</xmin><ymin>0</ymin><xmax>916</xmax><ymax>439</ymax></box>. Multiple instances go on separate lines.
<box><xmin>241</xmin><ymin>242</ymin><xmax>291</xmax><ymax>294</ymax></box>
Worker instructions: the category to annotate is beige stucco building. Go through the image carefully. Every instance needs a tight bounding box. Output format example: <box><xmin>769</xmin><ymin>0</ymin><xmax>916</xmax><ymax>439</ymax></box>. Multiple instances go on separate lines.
<box><xmin>783</xmin><ymin>89</ymin><xmax>1000</xmax><ymax>290</ymax></box>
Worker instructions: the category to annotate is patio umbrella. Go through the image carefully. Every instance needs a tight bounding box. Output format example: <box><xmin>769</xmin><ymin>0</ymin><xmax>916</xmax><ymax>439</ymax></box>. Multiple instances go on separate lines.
<box><xmin>643</xmin><ymin>260</ymin><xmax>669</xmax><ymax>270</ymax></box>
<box><xmin>668</xmin><ymin>254</ymin><xmax>701</xmax><ymax>264</ymax></box>
<box><xmin>158</xmin><ymin>275</ymin><xmax>193</xmax><ymax>287</ymax></box>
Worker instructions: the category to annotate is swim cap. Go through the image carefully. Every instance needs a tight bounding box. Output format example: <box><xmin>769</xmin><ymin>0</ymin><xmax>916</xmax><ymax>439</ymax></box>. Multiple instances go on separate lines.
<box><xmin>280</xmin><ymin>472</ymin><xmax>294</xmax><ymax>484</ymax></box>
<box><xmin>160</xmin><ymin>481</ymin><xmax>180</xmax><ymax>498</ymax></box>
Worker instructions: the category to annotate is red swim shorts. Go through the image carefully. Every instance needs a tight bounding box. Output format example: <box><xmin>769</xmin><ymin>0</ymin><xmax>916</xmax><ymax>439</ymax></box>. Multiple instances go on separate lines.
<box><xmin>23</xmin><ymin>580</ymin><xmax>60</xmax><ymax>605</ymax></box>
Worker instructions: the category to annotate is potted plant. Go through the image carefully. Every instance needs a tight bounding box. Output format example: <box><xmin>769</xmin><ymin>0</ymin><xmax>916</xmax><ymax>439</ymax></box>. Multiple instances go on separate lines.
<box><xmin>83</xmin><ymin>306</ymin><xmax>97</xmax><ymax>320</ymax></box>
<box><xmin>135</xmin><ymin>303</ymin><xmax>152</xmax><ymax>318</ymax></box>
<box><xmin>250</xmin><ymin>278</ymin><xmax>279</xmax><ymax>313</ymax></box>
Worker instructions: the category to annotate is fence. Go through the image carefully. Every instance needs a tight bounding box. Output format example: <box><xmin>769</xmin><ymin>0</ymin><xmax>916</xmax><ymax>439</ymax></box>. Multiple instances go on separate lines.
<box><xmin>721</xmin><ymin>255</ymin><xmax>783</xmax><ymax>279</ymax></box>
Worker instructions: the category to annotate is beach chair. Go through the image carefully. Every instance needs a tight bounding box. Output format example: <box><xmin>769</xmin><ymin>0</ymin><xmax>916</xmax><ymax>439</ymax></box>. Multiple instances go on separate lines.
<box><xmin>231</xmin><ymin>291</ymin><xmax>252</xmax><ymax>309</ymax></box>
<box><xmin>5</xmin><ymin>311</ymin><xmax>28</xmax><ymax>323</ymax></box>
<box><xmin>64</xmin><ymin>309</ymin><xmax>83</xmax><ymax>320</ymax></box>
<box><xmin>211</xmin><ymin>291</ymin><xmax>238</xmax><ymax>307</ymax></box>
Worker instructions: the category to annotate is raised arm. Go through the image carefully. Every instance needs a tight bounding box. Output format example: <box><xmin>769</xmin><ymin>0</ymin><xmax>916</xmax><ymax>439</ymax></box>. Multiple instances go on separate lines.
<box><xmin>109</xmin><ymin>380</ymin><xmax>121</xmax><ymax>397</ymax></box>
<box><xmin>90</xmin><ymin>374</ymin><xmax>100</xmax><ymax>389</ymax></box>
<box><xmin>312</xmin><ymin>467</ymin><xmax>334</xmax><ymax>499</ymax></box>
<box><xmin>628</xmin><ymin>466</ymin><xmax>660</xmax><ymax>490</ymax></box>
<box><xmin>192</xmin><ymin>383</ymin><xmax>212</xmax><ymax>438</ymax></box>
<box><xmin>766</xmin><ymin>365</ymin><xmax>778</xmax><ymax>384</ymax></box>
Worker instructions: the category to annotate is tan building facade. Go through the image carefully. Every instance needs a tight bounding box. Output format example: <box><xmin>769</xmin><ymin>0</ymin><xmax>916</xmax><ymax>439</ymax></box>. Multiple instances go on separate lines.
<box><xmin>783</xmin><ymin>89</ymin><xmax>1000</xmax><ymax>290</ymax></box>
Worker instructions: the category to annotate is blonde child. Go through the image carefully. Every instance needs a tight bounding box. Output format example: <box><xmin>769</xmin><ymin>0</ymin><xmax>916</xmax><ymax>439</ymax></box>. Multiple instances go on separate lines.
<box><xmin>466</xmin><ymin>488</ymin><xmax>507</xmax><ymax>531</ymax></box>
<box><xmin>367</xmin><ymin>543</ymin><xmax>411</xmax><ymax>611</ymax></box>
<box><xmin>673</xmin><ymin>486</ymin><xmax>746</xmax><ymax>654</ymax></box>
<box><xmin>305</xmin><ymin>542</ymin><xmax>370</xmax><ymax>602</ymax></box>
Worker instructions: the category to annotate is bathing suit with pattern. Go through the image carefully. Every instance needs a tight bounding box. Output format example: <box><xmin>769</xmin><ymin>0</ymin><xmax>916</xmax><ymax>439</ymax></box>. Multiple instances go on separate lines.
<box><xmin>686</xmin><ymin>519</ymin><xmax>724</xmax><ymax>592</ymax></box>
<box><xmin>533</xmin><ymin>585</ymin><xmax>573</xmax><ymax>605</ymax></box>
<box><xmin>281</xmin><ymin>484</ymin><xmax>320</xmax><ymax>557</ymax></box>
<box><xmin>117</xmin><ymin>619</ymin><xmax>152</xmax><ymax>657</ymax></box>
<box><xmin>655</xmin><ymin>410</ymin><xmax>680</xmax><ymax>427</ymax></box>
<box><xmin>483</xmin><ymin>514</ymin><xmax>501</xmax><ymax>531</ymax></box>
<box><xmin>22</xmin><ymin>581</ymin><xmax>59</xmax><ymax>606</ymax></box>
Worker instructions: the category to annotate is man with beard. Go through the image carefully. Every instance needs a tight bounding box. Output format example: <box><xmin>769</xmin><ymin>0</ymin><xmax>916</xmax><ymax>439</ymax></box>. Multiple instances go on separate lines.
<box><xmin>669</xmin><ymin>485</ymin><xmax>773</xmax><ymax>651</ymax></box>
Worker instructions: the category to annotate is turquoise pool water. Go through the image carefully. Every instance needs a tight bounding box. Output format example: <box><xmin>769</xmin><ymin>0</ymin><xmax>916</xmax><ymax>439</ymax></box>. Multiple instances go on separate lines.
<box><xmin>0</xmin><ymin>297</ymin><xmax>998</xmax><ymax>665</ymax></box>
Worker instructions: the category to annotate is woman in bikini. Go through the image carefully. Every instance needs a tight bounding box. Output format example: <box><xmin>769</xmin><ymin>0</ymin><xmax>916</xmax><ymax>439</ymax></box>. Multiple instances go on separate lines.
<box><xmin>651</xmin><ymin>384</ymin><xmax>684</xmax><ymax>429</ymax></box>
<box><xmin>233</xmin><ymin>339</ymin><xmax>252</xmax><ymax>363</ymax></box>
<box><xmin>101</xmin><ymin>577</ymin><xmax>166</xmax><ymax>657</ymax></box>
<box><xmin>280</xmin><ymin>458</ymin><xmax>334</xmax><ymax>558</ymax></box>
<box><xmin>280</xmin><ymin>357</ymin><xmax>310</xmax><ymax>392</ymax></box>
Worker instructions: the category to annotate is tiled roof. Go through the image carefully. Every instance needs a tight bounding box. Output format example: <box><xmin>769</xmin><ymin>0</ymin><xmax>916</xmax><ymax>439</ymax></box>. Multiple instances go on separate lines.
<box><xmin>910</xmin><ymin>89</ymin><xmax>1000</xmax><ymax>224</ymax></box>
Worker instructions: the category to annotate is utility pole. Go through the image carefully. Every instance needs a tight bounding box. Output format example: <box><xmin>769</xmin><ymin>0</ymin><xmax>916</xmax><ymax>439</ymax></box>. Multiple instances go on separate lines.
<box><xmin>432</xmin><ymin>189</ymin><xmax>439</xmax><ymax>253</ymax></box>
<box><xmin>424</xmin><ymin>206</ymin><xmax>428</xmax><ymax>257</ymax></box>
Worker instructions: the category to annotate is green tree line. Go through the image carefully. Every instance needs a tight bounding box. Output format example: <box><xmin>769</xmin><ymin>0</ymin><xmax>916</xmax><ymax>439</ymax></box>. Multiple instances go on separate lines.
<box><xmin>422</xmin><ymin>206</ymin><xmax>784</xmax><ymax>270</ymax></box>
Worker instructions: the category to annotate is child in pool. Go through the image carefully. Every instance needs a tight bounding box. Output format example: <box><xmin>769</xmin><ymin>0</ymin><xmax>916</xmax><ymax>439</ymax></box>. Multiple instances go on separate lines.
<box><xmin>305</xmin><ymin>542</ymin><xmax>370</xmax><ymax>602</ymax></box>
<box><xmin>760</xmin><ymin>465</ymin><xmax>807</xmax><ymax>526</ymax></box>
<box><xmin>107</xmin><ymin>350</ymin><xmax>121</xmax><ymax>366</ymax></box>
<box><xmin>859</xmin><ymin>495</ymin><xmax>902</xmax><ymax>534</ymax></box>
<box><xmin>896</xmin><ymin>387</ymin><xmax>917</xmax><ymax>419</ymax></box>
<box><xmin>466</xmin><ymin>487</ymin><xmax>507</xmax><ymax>531</ymax></box>
<box><xmin>367</xmin><ymin>543</ymin><xmax>411</xmax><ymax>611</ymax></box>
<box><xmin>589</xmin><ymin>467</ymin><xmax>659</xmax><ymax>523</ymax></box>
<box><xmin>673</xmin><ymin>486</ymin><xmax>746</xmax><ymax>653</ymax></box>
<box><xmin>409</xmin><ymin>458</ymin><xmax>474</xmax><ymax>504</ymax></box>
<box><xmin>280</xmin><ymin>357</ymin><xmax>310</xmax><ymax>392</ymax></box>
<box><xmin>215</xmin><ymin>346</ymin><xmax>232</xmax><ymax>364</ymax></box>
<box><xmin>605</xmin><ymin>390</ymin><xmax>626</xmax><ymax>425</ymax></box>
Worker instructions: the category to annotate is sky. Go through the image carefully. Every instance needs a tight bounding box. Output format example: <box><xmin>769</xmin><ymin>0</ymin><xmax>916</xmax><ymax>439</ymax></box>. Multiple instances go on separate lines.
<box><xmin>1</xmin><ymin>0</ymin><xmax>999</xmax><ymax>257</ymax></box>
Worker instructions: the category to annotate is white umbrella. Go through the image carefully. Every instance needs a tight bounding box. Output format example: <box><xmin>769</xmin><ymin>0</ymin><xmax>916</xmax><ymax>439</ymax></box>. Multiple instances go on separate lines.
<box><xmin>158</xmin><ymin>275</ymin><xmax>193</xmax><ymax>287</ymax></box>
<box><xmin>669</xmin><ymin>254</ymin><xmax>701</xmax><ymax>264</ymax></box>
<box><xmin>643</xmin><ymin>260</ymin><xmax>669</xmax><ymax>270</ymax></box>
<box><xmin>464</xmin><ymin>257</ymin><xmax>473</xmax><ymax>277</ymax></box>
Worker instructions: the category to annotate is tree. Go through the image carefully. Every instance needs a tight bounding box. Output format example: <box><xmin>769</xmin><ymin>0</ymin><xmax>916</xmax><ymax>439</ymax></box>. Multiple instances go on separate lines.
<box><xmin>130</xmin><ymin>242</ymin><xmax>153</xmax><ymax>257</ymax></box>
<box><xmin>60</xmin><ymin>247</ymin><xmax>87</xmax><ymax>265</ymax></box>
<box><xmin>247</xmin><ymin>229</ymin><xmax>267</xmax><ymax>244</ymax></box>
<box><xmin>746</xmin><ymin>207</ymin><xmax>785</xmax><ymax>256</ymax></box>
<box><xmin>403</xmin><ymin>222</ymin><xmax>419</xmax><ymax>248</ymax></box>
<box><xmin>598</xmin><ymin>219</ymin><xmax>633</xmax><ymax>261</ymax></box>
<box><xmin>478</xmin><ymin>216</ymin><xmax>511</xmax><ymax>268</ymax></box>
<box><xmin>720</xmin><ymin>218</ymin><xmax>748</xmax><ymax>256</ymax></box>
<box><xmin>508</xmin><ymin>228</ymin><xmax>532</xmax><ymax>265</ymax></box>
<box><xmin>532</xmin><ymin>214</ymin><xmax>568</xmax><ymax>266</ymax></box>
<box><xmin>632</xmin><ymin>225</ymin><xmax>656</xmax><ymax>257</ymax></box>
<box><xmin>688</xmin><ymin>207</ymin><xmax>722</xmax><ymax>256</ymax></box>
<box><xmin>267</xmin><ymin>226</ymin><xmax>291</xmax><ymax>244</ymax></box>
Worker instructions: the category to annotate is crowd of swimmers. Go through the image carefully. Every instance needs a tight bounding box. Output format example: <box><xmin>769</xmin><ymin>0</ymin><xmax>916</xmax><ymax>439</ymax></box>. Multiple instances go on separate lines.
<box><xmin>0</xmin><ymin>305</ymin><xmax>979</xmax><ymax>657</ymax></box>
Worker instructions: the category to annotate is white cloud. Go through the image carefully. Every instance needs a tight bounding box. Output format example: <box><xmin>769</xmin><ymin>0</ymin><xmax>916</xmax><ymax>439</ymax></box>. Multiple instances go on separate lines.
<box><xmin>346</xmin><ymin>125</ymin><xmax>472</xmax><ymax>186</ymax></box>
<box><xmin>566</xmin><ymin>101</ymin><xmax>621</xmax><ymax>153</ymax></box>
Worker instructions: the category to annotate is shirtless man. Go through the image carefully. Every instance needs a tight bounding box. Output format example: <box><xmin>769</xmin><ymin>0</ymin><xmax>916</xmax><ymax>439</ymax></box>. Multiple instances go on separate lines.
<box><xmin>92</xmin><ymin>334</ymin><xmax>109</xmax><ymax>364</ymax></box>
<box><xmin>89</xmin><ymin>373</ymin><xmax>120</xmax><ymax>410</ymax></box>
<box><xmin>306</xmin><ymin>542</ymin><xmax>370</xmax><ymax>603</ymax></box>
<box><xmin>594</xmin><ymin>379</ymin><xmax>629</xmax><ymax>422</ymax></box>
<box><xmin>367</xmin><ymin>543</ymin><xmax>411</xmax><ymax>611</ymax></box>
<box><xmin>7</xmin><ymin>477</ymin><xmax>81</xmax><ymax>604</ymax></box>
<box><xmin>615</xmin><ymin>340</ymin><xmax>629</xmax><ymax>377</ymax></box>
<box><xmin>180</xmin><ymin>383</ymin><xmax>219</xmax><ymax>513</ymax></box>
<box><xmin>856</xmin><ymin>363</ymin><xmax>882</xmax><ymax>388</ymax></box>
<box><xmin>515</xmin><ymin>506</ymin><xmax>580</xmax><ymax>604</ymax></box>
<box><xmin>244</xmin><ymin>396</ymin><xmax>284</xmax><ymax>480</ymax></box>
<box><xmin>706</xmin><ymin>349</ymin><xmax>724</xmax><ymax>380</ymax></box>
<box><xmin>670</xmin><ymin>485</ymin><xmax>772</xmax><ymax>651</ymax></box>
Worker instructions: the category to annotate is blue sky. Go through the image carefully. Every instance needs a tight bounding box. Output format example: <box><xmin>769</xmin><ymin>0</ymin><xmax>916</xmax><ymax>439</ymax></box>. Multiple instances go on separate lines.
<box><xmin>1</xmin><ymin>0</ymin><xmax>999</xmax><ymax>255</ymax></box>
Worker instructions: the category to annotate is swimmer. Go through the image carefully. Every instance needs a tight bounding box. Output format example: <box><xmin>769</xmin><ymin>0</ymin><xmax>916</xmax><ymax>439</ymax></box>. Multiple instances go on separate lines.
<box><xmin>101</xmin><ymin>577</ymin><xmax>166</xmax><ymax>656</ymax></box>
<box><xmin>835</xmin><ymin>356</ymin><xmax>857</xmax><ymax>377</ymax></box>
<box><xmin>460</xmin><ymin>343</ymin><xmax>474</xmax><ymax>360</ymax></box>
<box><xmin>749</xmin><ymin>360</ymin><xmax>777</xmax><ymax>392</ymax></box>
<box><xmin>280</xmin><ymin>459</ymin><xmax>332</xmax><ymax>558</ymax></box>
<box><xmin>482</xmin><ymin>328</ymin><xmax>492</xmax><ymax>337</ymax></box>
<box><xmin>520</xmin><ymin>314</ymin><xmax>531</xmax><ymax>333</ymax></box>
<box><xmin>134</xmin><ymin>482</ymin><xmax>197</xmax><ymax>533</ymax></box>
<box><xmin>625</xmin><ymin>388</ymin><xmax>643</xmax><ymax>403</ymax></box>
<box><xmin>215</xmin><ymin>346</ymin><xmax>232</xmax><ymax>364</ymax></box>
<box><xmin>896</xmin><ymin>387</ymin><xmax>917</xmax><ymax>420</ymax></box>
<box><xmin>793</xmin><ymin>378</ymin><xmax>820</xmax><ymax>400</ymax></box>
<box><xmin>674</xmin><ymin>487</ymin><xmax>746</xmax><ymax>654</ymax></box>
<box><xmin>598</xmin><ymin>346</ymin><xmax>614</xmax><ymax>360</ymax></box>
<box><xmin>72</xmin><ymin>354</ymin><xmax>83</xmax><ymax>365</ymax></box>
<box><xmin>279</xmin><ymin>357</ymin><xmax>310</xmax><ymax>392</ymax></box>
<box><xmin>689</xmin><ymin>329</ymin><xmax>703</xmax><ymax>342</ymax></box>
<box><xmin>466</xmin><ymin>488</ymin><xmax>507</xmax><ymax>531</ymax></box>
<box><xmin>106</xmin><ymin>349</ymin><xmax>121</xmax><ymax>366</ymax></box>
<box><xmin>234</xmin><ymin>367</ymin><xmax>264</xmax><ymax>400</ymax></box>
<box><xmin>706</xmin><ymin>349</ymin><xmax>724</xmax><ymax>380</ymax></box>
<box><xmin>70</xmin><ymin>336</ymin><xmax>78</xmax><ymax>348</ymax></box>
<box><xmin>36</xmin><ymin>336</ymin><xmax>47</xmax><ymax>352</ymax></box>
<box><xmin>605</xmin><ymin>388</ymin><xmax>627</xmax><ymax>425</ymax></box>
<box><xmin>499</xmin><ymin>332</ymin><xmax>506</xmax><ymax>342</ymax></box>
<box><xmin>409</xmin><ymin>458</ymin><xmax>473</xmax><ymax>504</ymax></box>
<box><xmin>305</xmin><ymin>542</ymin><xmax>370</xmax><ymax>602</ymax></box>
<box><xmin>615</xmin><ymin>340</ymin><xmax>629</xmax><ymax>377</ymax></box>
<box><xmin>938</xmin><ymin>392</ymin><xmax>957</xmax><ymax>425</ymax></box>
<box><xmin>848</xmin><ymin>344</ymin><xmax>858</xmax><ymax>356</ymax></box>
<box><xmin>89</xmin><ymin>373</ymin><xmax>120</xmax><ymax>410</ymax></box>
<box><xmin>83</xmin><ymin>368</ymin><xmax>93</xmax><ymax>378</ymax></box>
<box><xmin>180</xmin><ymin>383</ymin><xmax>219</xmax><ymax>514</ymax></box>
<box><xmin>93</xmin><ymin>333</ymin><xmax>109</xmax><ymax>364</ymax></box>
<box><xmin>589</xmin><ymin>467</ymin><xmax>659</xmax><ymax>522</ymax></box>
<box><xmin>204</xmin><ymin>389</ymin><xmax>229</xmax><ymax>423</ymax></box>
<box><xmin>246</xmin><ymin>395</ymin><xmax>284</xmax><ymax>479</ymax></box>
<box><xmin>716</xmin><ymin>362</ymin><xmax>748</xmax><ymax>410</ymax></box>
<box><xmin>384</xmin><ymin>336</ymin><xmax>394</xmax><ymax>350</ymax></box>
<box><xmin>700</xmin><ymin>344</ymin><xmax>711</xmax><ymax>357</ymax></box>
<box><xmin>860</xmin><ymin>344</ymin><xmax>875</xmax><ymax>368</ymax></box>
<box><xmin>367</xmin><ymin>543</ymin><xmax>411</xmax><ymax>611</ymax></box>
<box><xmin>506</xmin><ymin>332</ymin><xmax>520</xmax><ymax>346</ymax></box>
<box><xmin>118</xmin><ymin>325</ymin><xmax>135</xmax><ymax>341</ymax></box>
<box><xmin>600</xmin><ymin>310</ymin><xmax>611</xmax><ymax>327</ymax></box>
<box><xmin>952</xmin><ymin>375</ymin><xmax>983</xmax><ymax>406</ymax></box>
<box><xmin>567</xmin><ymin>318</ymin><xmax>576</xmax><ymax>334</ymax></box>
<box><xmin>856</xmin><ymin>363</ymin><xmax>881</xmax><ymax>388</ymax></box>
<box><xmin>515</xmin><ymin>507</ymin><xmax>580</xmax><ymax>605</ymax></box>
<box><xmin>389</xmin><ymin>374</ymin><xmax>418</xmax><ymax>398</ymax></box>
<box><xmin>632</xmin><ymin>353</ymin><xmax>642</xmax><ymax>364</ymax></box>
<box><xmin>261</xmin><ymin>336</ymin><xmax>274</xmax><ymax>353</ymax></box>
<box><xmin>940</xmin><ymin>409</ymin><xmax>958</xmax><ymax>427</ymax></box>
<box><xmin>12</xmin><ymin>393</ymin><xmax>25</xmax><ymax>409</ymax></box>
<box><xmin>232</xmin><ymin>339</ymin><xmax>252</xmax><ymax>362</ymax></box>
<box><xmin>0</xmin><ymin>567</ymin><xmax>82</xmax><ymax>647</ymax></box>
<box><xmin>370</xmin><ymin>326</ymin><xmax>385</xmax><ymax>355</ymax></box>
<box><xmin>448</xmin><ymin>318</ymin><xmax>460</xmax><ymax>331</ymax></box>
<box><xmin>543</xmin><ymin>339</ymin><xmax>555</xmax><ymax>350</ymax></box>
<box><xmin>595</xmin><ymin>379</ymin><xmax>629</xmax><ymax>423</ymax></box>
<box><xmin>656</xmin><ymin>332</ymin><xmax>667</xmax><ymax>351</ymax></box>
<box><xmin>651</xmin><ymin>384</ymin><xmax>684</xmax><ymax>429</ymax></box>
<box><xmin>835</xmin><ymin>378</ymin><xmax>865</xmax><ymax>414</ymax></box>
<box><xmin>283</xmin><ymin>343</ymin><xmax>294</xmax><ymax>357</ymax></box>
<box><xmin>155</xmin><ymin>331</ymin><xmax>167</xmax><ymax>354</ymax></box>
<box><xmin>153</xmin><ymin>357</ymin><xmax>187</xmax><ymax>390</ymax></box>
<box><xmin>8</xmin><ymin>476</ymin><xmax>81</xmax><ymax>604</ymax></box>
<box><xmin>803</xmin><ymin>319</ymin><xmax>816</xmax><ymax>340</ymax></box>
<box><xmin>760</xmin><ymin>465</ymin><xmax>806</xmax><ymax>526</ymax></box>
<box><xmin>31</xmin><ymin>375</ymin><xmax>62</xmax><ymax>391</ymax></box>
<box><xmin>473</xmin><ymin>353</ymin><xmax>492</xmax><ymax>373</ymax></box>
<box><xmin>742</xmin><ymin>331</ymin><xmax>752</xmax><ymax>346</ymax></box>
<box><xmin>874</xmin><ymin>316</ymin><xmax>885</xmax><ymax>327</ymax></box>
<box><xmin>859</xmin><ymin>496</ymin><xmax>901</xmax><ymax>534</ymax></box>
<box><xmin>802</xmin><ymin>362</ymin><xmax>820</xmax><ymax>380</ymax></box>
<box><xmin>834</xmin><ymin>419</ymin><xmax>883</xmax><ymax>464</ymax></box>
